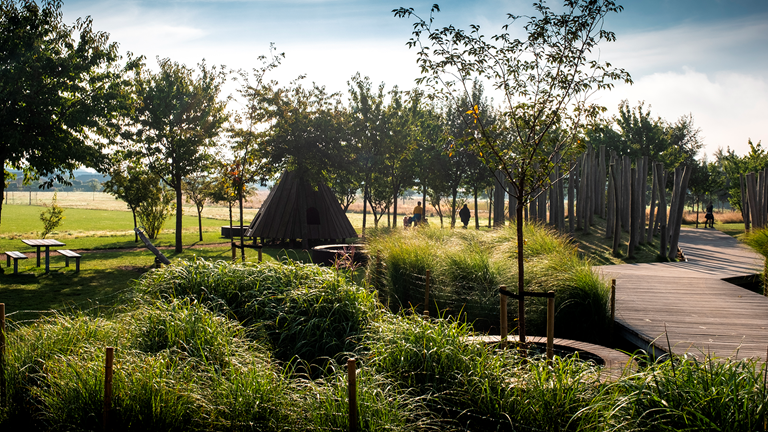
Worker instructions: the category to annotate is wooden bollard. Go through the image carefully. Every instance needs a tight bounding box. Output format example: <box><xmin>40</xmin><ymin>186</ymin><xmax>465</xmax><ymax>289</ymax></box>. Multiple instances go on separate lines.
<box><xmin>258</xmin><ymin>247</ymin><xmax>263</xmax><ymax>263</ymax></box>
<box><xmin>0</xmin><ymin>303</ymin><xmax>5</xmax><ymax>404</ymax></box>
<box><xmin>103</xmin><ymin>347</ymin><xmax>114</xmax><ymax>432</ymax></box>
<box><xmin>423</xmin><ymin>270</ymin><xmax>431</xmax><ymax>317</ymax></box>
<box><xmin>500</xmin><ymin>286</ymin><xmax>508</xmax><ymax>349</ymax></box>
<box><xmin>610</xmin><ymin>279</ymin><xmax>616</xmax><ymax>342</ymax></box>
<box><xmin>231</xmin><ymin>242</ymin><xmax>237</xmax><ymax>262</ymax></box>
<box><xmin>547</xmin><ymin>292</ymin><xmax>555</xmax><ymax>364</ymax></box>
<box><xmin>347</xmin><ymin>358</ymin><xmax>358</xmax><ymax>432</ymax></box>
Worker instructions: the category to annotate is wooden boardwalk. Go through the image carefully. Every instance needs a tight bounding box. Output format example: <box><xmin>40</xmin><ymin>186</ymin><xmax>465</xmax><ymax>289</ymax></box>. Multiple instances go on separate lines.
<box><xmin>595</xmin><ymin>228</ymin><xmax>768</xmax><ymax>360</ymax></box>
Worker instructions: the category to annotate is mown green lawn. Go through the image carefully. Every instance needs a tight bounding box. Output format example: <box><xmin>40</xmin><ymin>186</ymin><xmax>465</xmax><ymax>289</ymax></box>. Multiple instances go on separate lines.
<box><xmin>0</xmin><ymin>205</ymin><xmax>315</xmax><ymax>322</ymax></box>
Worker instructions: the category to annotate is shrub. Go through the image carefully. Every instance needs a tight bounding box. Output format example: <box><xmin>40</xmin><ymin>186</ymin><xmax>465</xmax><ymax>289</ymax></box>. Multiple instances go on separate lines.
<box><xmin>133</xmin><ymin>258</ymin><xmax>380</xmax><ymax>364</ymax></box>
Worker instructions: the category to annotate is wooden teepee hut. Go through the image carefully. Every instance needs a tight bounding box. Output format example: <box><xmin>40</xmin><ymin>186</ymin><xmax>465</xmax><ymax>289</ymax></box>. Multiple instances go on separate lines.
<box><xmin>244</xmin><ymin>171</ymin><xmax>357</xmax><ymax>246</ymax></box>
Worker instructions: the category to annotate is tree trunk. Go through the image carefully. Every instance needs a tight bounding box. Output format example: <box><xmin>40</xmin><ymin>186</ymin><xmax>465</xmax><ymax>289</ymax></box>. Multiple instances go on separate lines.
<box><xmin>668</xmin><ymin>166</ymin><xmax>692</xmax><ymax>260</ymax></box>
<box><xmin>132</xmin><ymin>208</ymin><xmax>139</xmax><ymax>242</ymax></box>
<box><xmin>474</xmin><ymin>186</ymin><xmax>479</xmax><ymax>230</ymax></box>
<box><xmin>393</xmin><ymin>189</ymin><xmax>398</xmax><ymax>228</ymax></box>
<box><xmin>516</xmin><ymin>179</ymin><xmax>526</xmax><ymax>343</ymax></box>
<box><xmin>569</xmin><ymin>160</ymin><xmax>575</xmax><ymax>234</ymax></box>
<box><xmin>0</xmin><ymin>155</ymin><xmax>5</xmax><ymax>225</ymax></box>
<box><xmin>240</xmin><ymin>187</ymin><xmax>246</xmax><ymax>259</ymax></box>
<box><xmin>362</xmin><ymin>183</ymin><xmax>369</xmax><ymax>235</ymax></box>
<box><xmin>198</xmin><ymin>208</ymin><xmax>203</xmax><ymax>242</ymax></box>
<box><xmin>175</xmin><ymin>176</ymin><xmax>183</xmax><ymax>254</ymax></box>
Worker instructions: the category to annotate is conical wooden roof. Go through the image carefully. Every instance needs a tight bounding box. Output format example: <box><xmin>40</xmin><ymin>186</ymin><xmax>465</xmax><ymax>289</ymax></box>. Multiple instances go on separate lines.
<box><xmin>245</xmin><ymin>171</ymin><xmax>358</xmax><ymax>240</ymax></box>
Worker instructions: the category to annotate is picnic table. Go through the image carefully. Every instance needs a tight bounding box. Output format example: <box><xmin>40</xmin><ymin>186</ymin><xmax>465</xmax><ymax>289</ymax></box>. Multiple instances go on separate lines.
<box><xmin>21</xmin><ymin>239</ymin><xmax>65</xmax><ymax>273</ymax></box>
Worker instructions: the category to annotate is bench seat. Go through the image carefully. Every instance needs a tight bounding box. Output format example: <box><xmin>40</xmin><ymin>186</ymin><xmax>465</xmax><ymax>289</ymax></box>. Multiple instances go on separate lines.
<box><xmin>5</xmin><ymin>251</ymin><xmax>28</xmax><ymax>274</ymax></box>
<box><xmin>57</xmin><ymin>249</ymin><xmax>82</xmax><ymax>272</ymax></box>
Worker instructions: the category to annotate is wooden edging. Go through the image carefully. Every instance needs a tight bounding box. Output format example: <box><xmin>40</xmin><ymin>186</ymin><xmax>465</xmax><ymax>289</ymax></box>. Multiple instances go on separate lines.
<box><xmin>467</xmin><ymin>335</ymin><xmax>636</xmax><ymax>381</ymax></box>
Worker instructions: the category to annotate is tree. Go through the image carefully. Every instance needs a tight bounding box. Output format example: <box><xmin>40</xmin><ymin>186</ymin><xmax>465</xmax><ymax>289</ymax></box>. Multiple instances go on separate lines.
<box><xmin>39</xmin><ymin>192</ymin><xmax>64</xmax><ymax>238</ymax></box>
<box><xmin>86</xmin><ymin>179</ymin><xmax>101</xmax><ymax>200</ymax></box>
<box><xmin>183</xmin><ymin>172</ymin><xmax>213</xmax><ymax>242</ymax></box>
<box><xmin>395</xmin><ymin>0</ymin><xmax>631</xmax><ymax>341</ymax></box>
<box><xmin>103</xmin><ymin>160</ymin><xmax>161</xmax><ymax>242</ymax></box>
<box><xmin>716</xmin><ymin>140</ymin><xmax>768</xmax><ymax>212</ymax></box>
<box><xmin>125</xmin><ymin>57</ymin><xmax>228</xmax><ymax>253</ymax></box>
<box><xmin>0</xmin><ymin>0</ymin><xmax>136</xmax><ymax>224</ymax></box>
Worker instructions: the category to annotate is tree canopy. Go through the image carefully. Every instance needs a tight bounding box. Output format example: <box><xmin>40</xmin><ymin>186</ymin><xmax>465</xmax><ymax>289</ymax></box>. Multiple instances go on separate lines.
<box><xmin>124</xmin><ymin>57</ymin><xmax>228</xmax><ymax>253</ymax></box>
<box><xmin>0</xmin><ymin>0</ymin><xmax>135</xmax><ymax>224</ymax></box>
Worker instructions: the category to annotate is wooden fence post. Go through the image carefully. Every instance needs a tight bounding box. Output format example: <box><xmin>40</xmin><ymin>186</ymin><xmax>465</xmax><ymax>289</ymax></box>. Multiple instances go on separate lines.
<box><xmin>103</xmin><ymin>347</ymin><xmax>114</xmax><ymax>432</ymax></box>
<box><xmin>0</xmin><ymin>303</ymin><xmax>5</xmax><ymax>405</ymax></box>
<box><xmin>423</xmin><ymin>270</ymin><xmax>431</xmax><ymax>317</ymax></box>
<box><xmin>500</xmin><ymin>286</ymin><xmax>508</xmax><ymax>349</ymax></box>
<box><xmin>347</xmin><ymin>358</ymin><xmax>358</xmax><ymax>432</ymax></box>
<box><xmin>546</xmin><ymin>292</ymin><xmax>555</xmax><ymax>364</ymax></box>
<box><xmin>610</xmin><ymin>280</ymin><xmax>616</xmax><ymax>343</ymax></box>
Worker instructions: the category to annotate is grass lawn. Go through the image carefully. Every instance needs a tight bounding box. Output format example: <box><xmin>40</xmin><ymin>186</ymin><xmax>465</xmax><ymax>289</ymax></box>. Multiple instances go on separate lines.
<box><xmin>0</xmin><ymin>200</ymin><xmax>751</xmax><ymax>323</ymax></box>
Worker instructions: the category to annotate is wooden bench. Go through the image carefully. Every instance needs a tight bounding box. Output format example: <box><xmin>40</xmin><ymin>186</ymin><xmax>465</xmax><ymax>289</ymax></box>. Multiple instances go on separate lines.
<box><xmin>57</xmin><ymin>249</ymin><xmax>82</xmax><ymax>272</ymax></box>
<box><xmin>5</xmin><ymin>251</ymin><xmax>28</xmax><ymax>274</ymax></box>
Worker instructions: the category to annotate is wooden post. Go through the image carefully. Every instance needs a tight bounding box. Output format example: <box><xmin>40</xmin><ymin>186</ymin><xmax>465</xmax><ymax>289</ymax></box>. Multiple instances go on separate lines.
<box><xmin>347</xmin><ymin>358</ymin><xmax>358</xmax><ymax>432</ymax></box>
<box><xmin>610</xmin><ymin>164</ymin><xmax>622</xmax><ymax>256</ymax></box>
<box><xmin>103</xmin><ymin>347</ymin><xmax>114</xmax><ymax>432</ymax></box>
<box><xmin>599</xmin><ymin>146</ymin><xmax>606</xmax><ymax>219</ymax></box>
<box><xmin>500</xmin><ymin>286</ymin><xmax>508</xmax><ymax>349</ymax></box>
<box><xmin>424</xmin><ymin>269</ymin><xmax>431</xmax><ymax>317</ymax></box>
<box><xmin>231</xmin><ymin>242</ymin><xmax>237</xmax><ymax>262</ymax></box>
<box><xmin>627</xmin><ymin>166</ymin><xmax>637</xmax><ymax>258</ymax></box>
<box><xmin>610</xmin><ymin>280</ymin><xmax>616</xmax><ymax>343</ymax></box>
<box><xmin>639</xmin><ymin>157</ymin><xmax>648</xmax><ymax>244</ymax></box>
<box><xmin>622</xmin><ymin>156</ymin><xmax>631</xmax><ymax>232</ymax></box>
<box><xmin>606</xmin><ymin>160</ymin><xmax>615</xmax><ymax>239</ymax></box>
<box><xmin>657</xmin><ymin>165</ymin><xmax>669</xmax><ymax>257</ymax></box>
<box><xmin>546</xmin><ymin>292</ymin><xmax>555</xmax><ymax>364</ymax></box>
<box><xmin>647</xmin><ymin>160</ymin><xmax>658</xmax><ymax>243</ymax></box>
<box><xmin>668</xmin><ymin>166</ymin><xmax>692</xmax><ymax>260</ymax></box>
<box><xmin>258</xmin><ymin>247</ymin><xmax>263</xmax><ymax>263</ymax></box>
<box><xmin>0</xmin><ymin>303</ymin><xmax>5</xmax><ymax>404</ymax></box>
<box><xmin>740</xmin><ymin>174</ymin><xmax>750</xmax><ymax>231</ymax></box>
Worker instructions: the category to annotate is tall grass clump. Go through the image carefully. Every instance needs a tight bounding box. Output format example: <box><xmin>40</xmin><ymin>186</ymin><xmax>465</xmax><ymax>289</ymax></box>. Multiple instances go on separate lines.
<box><xmin>0</xmin><ymin>301</ymin><xmax>290</xmax><ymax>431</ymax></box>
<box><xmin>293</xmin><ymin>362</ymin><xmax>437</xmax><ymax>431</ymax></box>
<box><xmin>578</xmin><ymin>353</ymin><xmax>768</xmax><ymax>431</ymax></box>
<box><xmin>365</xmin><ymin>313</ymin><xmax>605</xmax><ymax>431</ymax></box>
<box><xmin>366</xmin><ymin>223</ymin><xmax>611</xmax><ymax>343</ymax></box>
<box><xmin>133</xmin><ymin>258</ymin><xmax>380</xmax><ymax>364</ymax></box>
<box><xmin>743</xmin><ymin>227</ymin><xmax>768</xmax><ymax>295</ymax></box>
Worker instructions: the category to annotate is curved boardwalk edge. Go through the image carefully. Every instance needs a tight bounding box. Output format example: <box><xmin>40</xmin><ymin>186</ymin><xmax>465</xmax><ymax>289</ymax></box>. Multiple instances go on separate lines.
<box><xmin>596</xmin><ymin>228</ymin><xmax>768</xmax><ymax>361</ymax></box>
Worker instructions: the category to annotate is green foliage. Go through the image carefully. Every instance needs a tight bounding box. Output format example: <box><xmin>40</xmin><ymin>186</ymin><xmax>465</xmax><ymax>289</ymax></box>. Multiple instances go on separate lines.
<box><xmin>366</xmin><ymin>223</ymin><xmax>611</xmax><ymax>343</ymax></box>
<box><xmin>133</xmin><ymin>258</ymin><xmax>380</xmax><ymax>364</ymax></box>
<box><xmin>716</xmin><ymin>139</ymin><xmax>768</xmax><ymax>212</ymax></box>
<box><xmin>579</xmin><ymin>354</ymin><xmax>768</xmax><ymax>431</ymax></box>
<box><xmin>39</xmin><ymin>192</ymin><xmax>64</xmax><ymax>238</ymax></box>
<box><xmin>0</xmin><ymin>0</ymin><xmax>137</xmax><ymax>224</ymax></box>
<box><xmin>125</xmin><ymin>57</ymin><xmax>228</xmax><ymax>252</ymax></box>
<box><xmin>136</xmin><ymin>184</ymin><xmax>174</xmax><ymax>239</ymax></box>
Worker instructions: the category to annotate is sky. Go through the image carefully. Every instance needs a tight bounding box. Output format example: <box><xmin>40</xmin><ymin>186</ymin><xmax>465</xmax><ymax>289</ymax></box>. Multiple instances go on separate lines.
<box><xmin>62</xmin><ymin>0</ymin><xmax>768</xmax><ymax>159</ymax></box>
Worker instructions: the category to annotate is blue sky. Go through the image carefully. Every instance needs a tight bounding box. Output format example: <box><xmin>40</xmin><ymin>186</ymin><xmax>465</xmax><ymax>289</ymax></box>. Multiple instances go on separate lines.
<box><xmin>62</xmin><ymin>0</ymin><xmax>768</xmax><ymax>158</ymax></box>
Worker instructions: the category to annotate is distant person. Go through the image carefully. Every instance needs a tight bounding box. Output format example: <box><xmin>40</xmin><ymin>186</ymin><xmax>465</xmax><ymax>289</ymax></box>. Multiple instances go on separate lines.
<box><xmin>459</xmin><ymin>204</ymin><xmax>471</xmax><ymax>228</ymax></box>
<box><xmin>412</xmin><ymin>201</ymin><xmax>424</xmax><ymax>225</ymax></box>
<box><xmin>705</xmin><ymin>201</ymin><xmax>714</xmax><ymax>228</ymax></box>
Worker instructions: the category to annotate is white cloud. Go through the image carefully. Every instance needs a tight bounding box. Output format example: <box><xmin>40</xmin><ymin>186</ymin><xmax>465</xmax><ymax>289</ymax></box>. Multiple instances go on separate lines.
<box><xmin>594</xmin><ymin>68</ymin><xmax>768</xmax><ymax>157</ymax></box>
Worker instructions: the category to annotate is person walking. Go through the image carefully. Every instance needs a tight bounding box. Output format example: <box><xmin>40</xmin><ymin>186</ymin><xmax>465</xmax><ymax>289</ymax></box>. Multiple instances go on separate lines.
<box><xmin>459</xmin><ymin>203</ymin><xmax>471</xmax><ymax>228</ymax></box>
<box><xmin>412</xmin><ymin>201</ymin><xmax>424</xmax><ymax>225</ymax></box>
<box><xmin>705</xmin><ymin>201</ymin><xmax>714</xmax><ymax>228</ymax></box>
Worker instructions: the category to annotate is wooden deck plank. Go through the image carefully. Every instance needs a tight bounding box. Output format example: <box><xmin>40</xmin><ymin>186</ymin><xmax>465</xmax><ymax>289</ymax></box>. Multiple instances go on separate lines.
<box><xmin>595</xmin><ymin>227</ymin><xmax>768</xmax><ymax>361</ymax></box>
